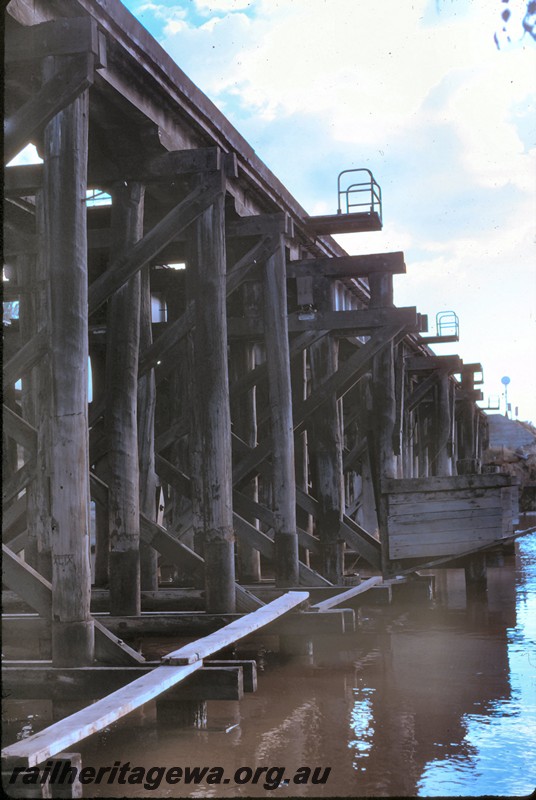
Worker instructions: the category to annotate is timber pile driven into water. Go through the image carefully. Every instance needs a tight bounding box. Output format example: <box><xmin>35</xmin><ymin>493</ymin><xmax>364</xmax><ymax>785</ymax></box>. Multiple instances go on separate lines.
<box><xmin>1</xmin><ymin>0</ymin><xmax>522</xmax><ymax>789</ymax></box>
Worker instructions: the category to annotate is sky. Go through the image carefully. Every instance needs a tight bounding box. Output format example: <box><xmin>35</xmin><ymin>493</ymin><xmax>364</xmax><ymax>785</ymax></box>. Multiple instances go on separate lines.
<box><xmin>11</xmin><ymin>0</ymin><xmax>535</xmax><ymax>421</ymax></box>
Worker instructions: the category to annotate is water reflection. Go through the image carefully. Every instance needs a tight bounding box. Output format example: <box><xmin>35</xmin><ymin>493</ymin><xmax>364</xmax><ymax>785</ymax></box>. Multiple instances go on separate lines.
<box><xmin>418</xmin><ymin>533</ymin><xmax>536</xmax><ymax>797</ymax></box>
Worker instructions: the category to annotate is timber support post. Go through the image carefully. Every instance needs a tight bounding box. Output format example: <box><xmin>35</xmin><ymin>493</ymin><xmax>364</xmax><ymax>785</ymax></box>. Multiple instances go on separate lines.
<box><xmin>308</xmin><ymin>276</ymin><xmax>345</xmax><ymax>583</ymax></box>
<box><xmin>263</xmin><ymin>233</ymin><xmax>299</xmax><ymax>587</ymax></box>
<box><xmin>138</xmin><ymin>265</ymin><xmax>159</xmax><ymax>591</ymax></box>
<box><xmin>105</xmin><ymin>181</ymin><xmax>145</xmax><ymax>616</ymax></box>
<box><xmin>43</xmin><ymin>54</ymin><xmax>94</xmax><ymax>666</ymax></box>
<box><xmin>368</xmin><ymin>272</ymin><xmax>397</xmax><ymax>574</ymax></box>
<box><xmin>231</xmin><ymin>279</ymin><xmax>262</xmax><ymax>583</ymax></box>
<box><xmin>432</xmin><ymin>369</ymin><xmax>453</xmax><ymax>476</ymax></box>
<box><xmin>189</xmin><ymin>170</ymin><xmax>236</xmax><ymax>612</ymax></box>
<box><xmin>457</xmin><ymin>365</ymin><xmax>480</xmax><ymax>476</ymax></box>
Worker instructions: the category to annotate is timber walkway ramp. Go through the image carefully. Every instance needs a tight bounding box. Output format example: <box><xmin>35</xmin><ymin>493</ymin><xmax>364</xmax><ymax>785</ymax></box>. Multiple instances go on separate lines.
<box><xmin>1</xmin><ymin>593</ymin><xmax>308</xmax><ymax>769</ymax></box>
<box><xmin>1</xmin><ymin>578</ymin><xmax>392</xmax><ymax>784</ymax></box>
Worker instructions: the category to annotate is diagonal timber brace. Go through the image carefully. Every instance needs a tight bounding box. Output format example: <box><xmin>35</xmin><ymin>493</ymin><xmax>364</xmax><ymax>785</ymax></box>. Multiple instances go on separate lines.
<box><xmin>2</xmin><ymin>404</ymin><xmax>38</xmax><ymax>454</ymax></box>
<box><xmin>3</xmin><ymin>330</ymin><xmax>48</xmax><ymax>391</ymax></box>
<box><xmin>233</xmin><ymin>322</ymin><xmax>406</xmax><ymax>485</ymax></box>
<box><xmin>89</xmin><ymin>470</ymin><xmax>264</xmax><ymax>612</ymax></box>
<box><xmin>4</xmin><ymin>53</ymin><xmax>96</xmax><ymax>165</ymax></box>
<box><xmin>1</xmin><ymin>545</ymin><xmax>145</xmax><ymax>665</ymax></box>
<box><xmin>140</xmin><ymin>233</ymin><xmax>278</xmax><ymax>377</ymax></box>
<box><xmin>88</xmin><ymin>169</ymin><xmax>226</xmax><ymax>313</ymax></box>
<box><xmin>152</xmin><ymin>456</ymin><xmax>331</xmax><ymax>588</ymax></box>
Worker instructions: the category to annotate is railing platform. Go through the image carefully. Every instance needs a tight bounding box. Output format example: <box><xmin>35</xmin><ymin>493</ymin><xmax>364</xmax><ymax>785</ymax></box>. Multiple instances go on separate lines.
<box><xmin>305</xmin><ymin>210</ymin><xmax>382</xmax><ymax>236</ymax></box>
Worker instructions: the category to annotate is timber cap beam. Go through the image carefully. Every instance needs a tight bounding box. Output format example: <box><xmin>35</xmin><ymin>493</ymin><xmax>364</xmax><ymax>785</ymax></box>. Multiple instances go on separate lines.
<box><xmin>405</xmin><ymin>355</ymin><xmax>463</xmax><ymax>373</ymax></box>
<box><xmin>5</xmin><ymin>17</ymin><xmax>105</xmax><ymax>64</ymax></box>
<box><xmin>226</xmin><ymin>211</ymin><xmax>293</xmax><ymax>238</ymax></box>
<box><xmin>228</xmin><ymin>307</ymin><xmax>421</xmax><ymax>338</ymax></box>
<box><xmin>462</xmin><ymin>362</ymin><xmax>483</xmax><ymax>374</ymax></box>
<box><xmin>5</xmin><ymin>148</ymin><xmax>233</xmax><ymax>197</ymax></box>
<box><xmin>287</xmin><ymin>251</ymin><xmax>406</xmax><ymax>278</ymax></box>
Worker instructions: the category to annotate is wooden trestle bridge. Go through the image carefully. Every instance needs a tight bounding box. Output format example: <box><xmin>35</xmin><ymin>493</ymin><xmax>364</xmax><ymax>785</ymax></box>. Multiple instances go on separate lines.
<box><xmin>2</xmin><ymin>0</ymin><xmax>520</xmax><ymax>790</ymax></box>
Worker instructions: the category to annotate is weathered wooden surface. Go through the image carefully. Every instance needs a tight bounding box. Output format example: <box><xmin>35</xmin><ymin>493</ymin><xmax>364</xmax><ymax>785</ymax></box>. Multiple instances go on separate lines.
<box><xmin>230</xmin><ymin>279</ymin><xmax>262</xmax><ymax>583</ymax></box>
<box><xmin>1</xmin><ymin>664</ymin><xmax>249</xmax><ymax>701</ymax></box>
<box><xmin>308</xmin><ymin>277</ymin><xmax>344</xmax><ymax>583</ymax></box>
<box><xmin>262</xmin><ymin>234</ymin><xmax>299</xmax><ymax>587</ymax></box>
<box><xmin>4</xmin><ymin>52</ymin><xmax>95</xmax><ymax>163</ymax></box>
<box><xmin>138</xmin><ymin>265</ymin><xmax>159</xmax><ymax>590</ymax></box>
<box><xmin>311</xmin><ymin>576</ymin><xmax>383</xmax><ymax>611</ymax></box>
<box><xmin>2</xmin><ymin>405</ymin><xmax>38</xmax><ymax>454</ymax></box>
<box><xmin>88</xmin><ymin>171</ymin><xmax>226</xmax><ymax>313</ymax></box>
<box><xmin>287</xmin><ymin>251</ymin><xmax>405</xmax><ymax>278</ymax></box>
<box><xmin>383</xmin><ymin>476</ymin><xmax>519</xmax><ymax>559</ymax></box>
<box><xmin>1</xmin><ymin>593</ymin><xmax>306</xmax><ymax>767</ymax></box>
<box><xmin>43</xmin><ymin>60</ymin><xmax>93</xmax><ymax>666</ymax></box>
<box><xmin>3</xmin><ymin>0</ymin><xmax>505</xmax><ymax>687</ymax></box>
<box><xmin>2</xmin><ymin>331</ymin><xmax>48</xmax><ymax>392</ymax></box>
<box><xmin>162</xmin><ymin>592</ymin><xmax>309</xmax><ymax>664</ymax></box>
<box><xmin>2</xmin><ymin>545</ymin><xmax>145</xmax><ymax>666</ymax></box>
<box><xmin>1</xmin><ymin>660</ymin><xmax>203</xmax><ymax>767</ymax></box>
<box><xmin>106</xmin><ymin>181</ymin><xmax>144</xmax><ymax>615</ymax></box>
<box><xmin>188</xmin><ymin>177</ymin><xmax>235</xmax><ymax>612</ymax></box>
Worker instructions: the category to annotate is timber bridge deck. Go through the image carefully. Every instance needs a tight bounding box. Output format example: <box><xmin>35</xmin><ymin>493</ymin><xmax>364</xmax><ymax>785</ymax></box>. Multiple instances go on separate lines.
<box><xmin>2</xmin><ymin>0</ymin><xmax>521</xmax><ymax>792</ymax></box>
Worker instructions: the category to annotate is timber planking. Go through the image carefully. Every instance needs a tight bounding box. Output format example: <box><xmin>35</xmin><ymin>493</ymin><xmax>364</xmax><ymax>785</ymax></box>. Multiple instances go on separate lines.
<box><xmin>383</xmin><ymin>475</ymin><xmax>519</xmax><ymax>560</ymax></box>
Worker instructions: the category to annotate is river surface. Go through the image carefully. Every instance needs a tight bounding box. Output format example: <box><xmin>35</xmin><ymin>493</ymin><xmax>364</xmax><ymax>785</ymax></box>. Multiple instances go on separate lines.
<box><xmin>4</xmin><ymin>531</ymin><xmax>536</xmax><ymax>798</ymax></box>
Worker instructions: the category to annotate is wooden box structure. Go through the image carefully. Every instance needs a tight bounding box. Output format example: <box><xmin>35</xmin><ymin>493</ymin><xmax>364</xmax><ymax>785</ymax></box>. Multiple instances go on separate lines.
<box><xmin>383</xmin><ymin>475</ymin><xmax>519</xmax><ymax>561</ymax></box>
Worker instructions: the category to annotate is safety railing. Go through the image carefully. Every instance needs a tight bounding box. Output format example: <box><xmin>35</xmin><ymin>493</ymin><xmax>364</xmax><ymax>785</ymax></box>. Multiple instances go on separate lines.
<box><xmin>436</xmin><ymin>310</ymin><xmax>459</xmax><ymax>338</ymax></box>
<box><xmin>337</xmin><ymin>168</ymin><xmax>382</xmax><ymax>223</ymax></box>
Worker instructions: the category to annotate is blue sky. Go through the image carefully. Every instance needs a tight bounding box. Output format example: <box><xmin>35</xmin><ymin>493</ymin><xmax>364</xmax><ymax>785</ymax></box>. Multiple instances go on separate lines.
<box><xmin>119</xmin><ymin>0</ymin><xmax>536</xmax><ymax>421</ymax></box>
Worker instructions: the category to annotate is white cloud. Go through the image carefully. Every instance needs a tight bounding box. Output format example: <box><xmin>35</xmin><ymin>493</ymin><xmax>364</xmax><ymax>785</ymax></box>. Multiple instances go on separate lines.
<box><xmin>194</xmin><ymin>0</ymin><xmax>253</xmax><ymax>12</ymax></box>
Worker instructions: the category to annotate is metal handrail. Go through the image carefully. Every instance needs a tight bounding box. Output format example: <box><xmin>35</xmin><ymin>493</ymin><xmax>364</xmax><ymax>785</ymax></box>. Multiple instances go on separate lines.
<box><xmin>436</xmin><ymin>310</ymin><xmax>459</xmax><ymax>338</ymax></box>
<box><xmin>337</xmin><ymin>168</ymin><xmax>382</xmax><ymax>222</ymax></box>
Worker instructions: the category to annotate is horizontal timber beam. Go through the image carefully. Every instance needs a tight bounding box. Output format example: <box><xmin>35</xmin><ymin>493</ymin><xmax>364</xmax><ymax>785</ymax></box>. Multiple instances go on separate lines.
<box><xmin>2</xmin><ymin>664</ymin><xmax>247</xmax><ymax>702</ymax></box>
<box><xmin>226</xmin><ymin>212</ymin><xmax>293</xmax><ymax>238</ymax></box>
<box><xmin>5</xmin><ymin>150</ymin><xmax>227</xmax><ymax>197</ymax></box>
<box><xmin>287</xmin><ymin>251</ymin><xmax>405</xmax><ymax>278</ymax></box>
<box><xmin>228</xmin><ymin>307</ymin><xmax>419</xmax><ymax>337</ymax></box>
<box><xmin>5</xmin><ymin>17</ymin><xmax>102</xmax><ymax>63</ymax></box>
<box><xmin>405</xmin><ymin>355</ymin><xmax>463</xmax><ymax>372</ymax></box>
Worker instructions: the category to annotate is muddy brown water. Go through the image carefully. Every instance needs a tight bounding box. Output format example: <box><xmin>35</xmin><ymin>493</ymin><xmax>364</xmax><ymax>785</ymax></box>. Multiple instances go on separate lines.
<box><xmin>4</xmin><ymin>527</ymin><xmax>536</xmax><ymax>797</ymax></box>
